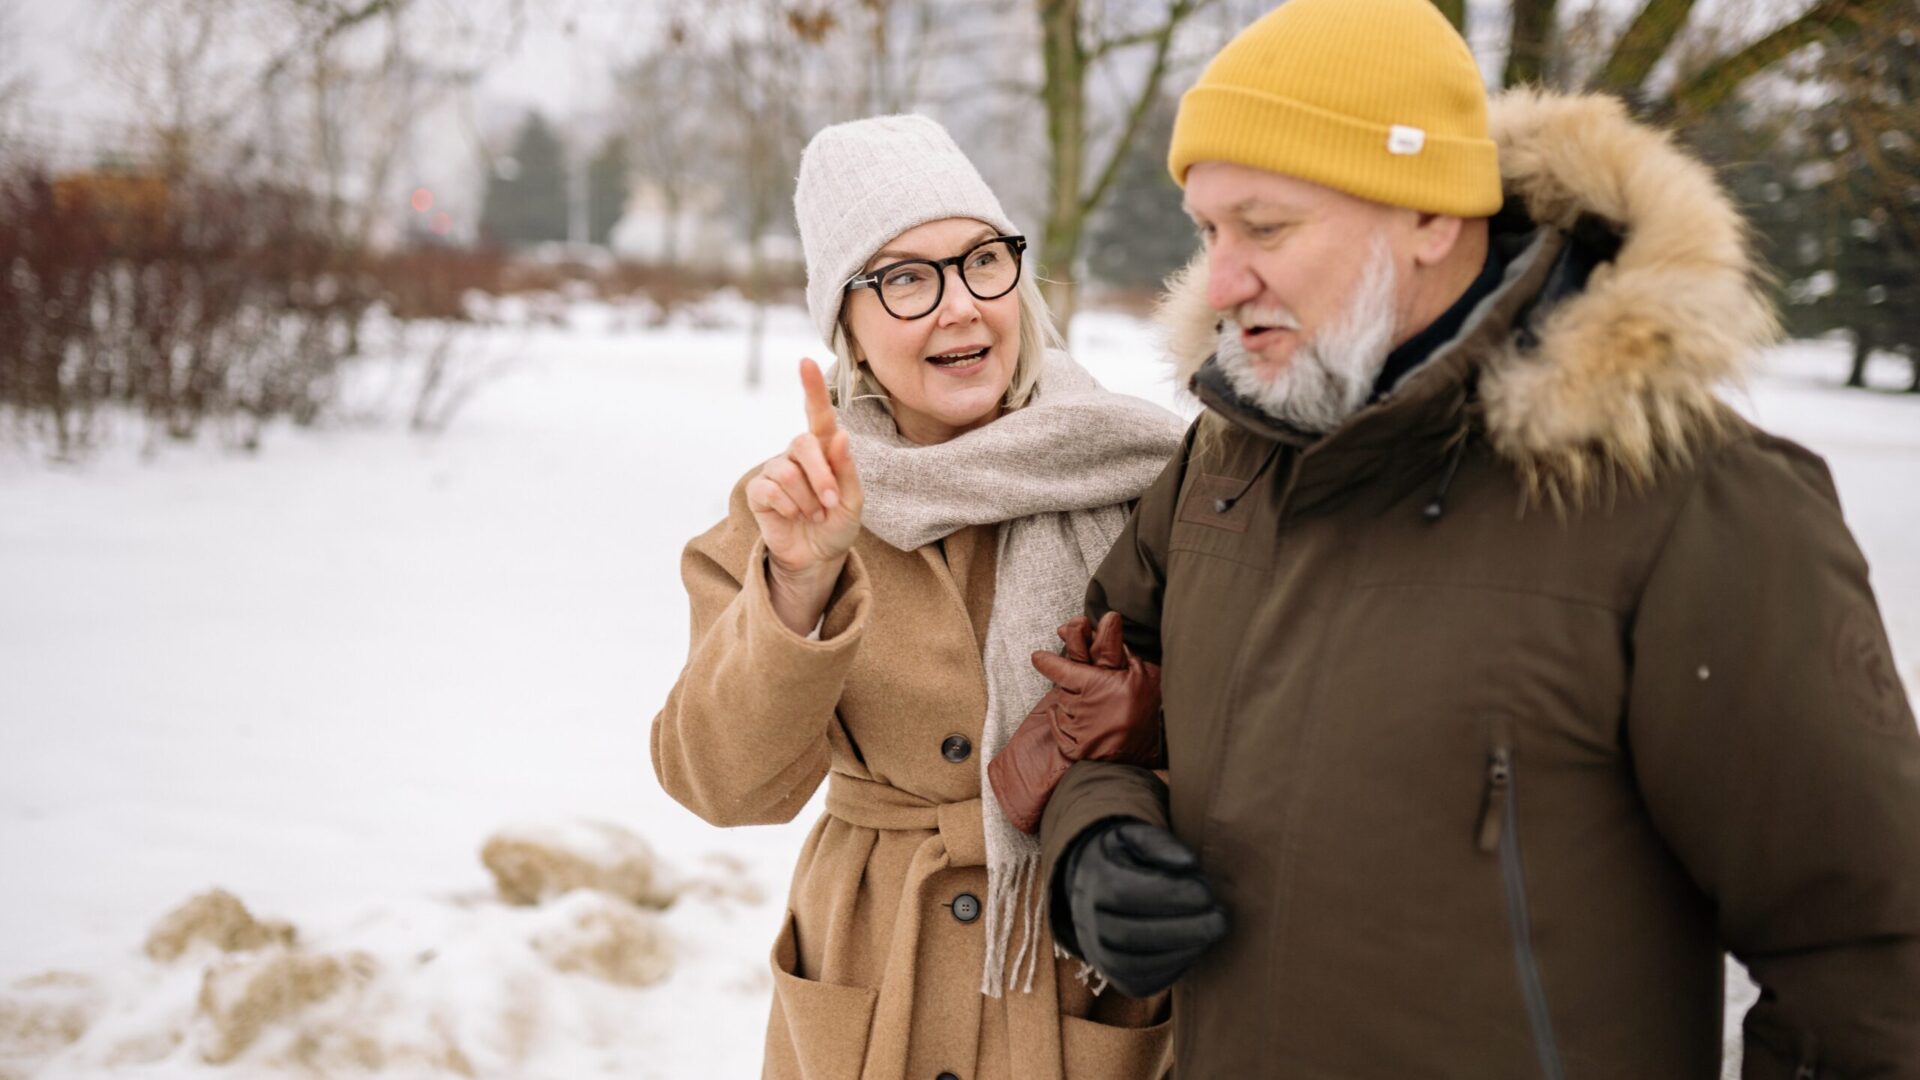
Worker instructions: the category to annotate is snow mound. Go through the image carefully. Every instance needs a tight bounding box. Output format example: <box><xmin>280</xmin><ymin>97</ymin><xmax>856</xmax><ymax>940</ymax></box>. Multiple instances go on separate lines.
<box><xmin>193</xmin><ymin>947</ymin><xmax>380</xmax><ymax>1065</ymax></box>
<box><xmin>528</xmin><ymin>891</ymin><xmax>672</xmax><ymax>988</ymax></box>
<box><xmin>678</xmin><ymin>852</ymin><xmax>769</xmax><ymax>906</ymax></box>
<box><xmin>0</xmin><ymin>972</ymin><xmax>104</xmax><ymax>1076</ymax></box>
<box><xmin>0</xmin><ymin>823</ymin><xmax>779</xmax><ymax>1078</ymax></box>
<box><xmin>481</xmin><ymin>820</ymin><xmax>678</xmax><ymax>909</ymax></box>
<box><xmin>145</xmin><ymin>889</ymin><xmax>297</xmax><ymax>963</ymax></box>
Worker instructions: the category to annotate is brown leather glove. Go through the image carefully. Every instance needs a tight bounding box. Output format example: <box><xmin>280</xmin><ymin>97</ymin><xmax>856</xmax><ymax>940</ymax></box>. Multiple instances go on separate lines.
<box><xmin>988</xmin><ymin>611</ymin><xmax>1164</xmax><ymax>834</ymax></box>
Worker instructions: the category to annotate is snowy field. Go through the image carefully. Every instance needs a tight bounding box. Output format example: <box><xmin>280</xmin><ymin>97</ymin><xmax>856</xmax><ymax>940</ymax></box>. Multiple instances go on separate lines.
<box><xmin>1</xmin><ymin>299</ymin><xmax>1915</xmax><ymax>1079</ymax></box>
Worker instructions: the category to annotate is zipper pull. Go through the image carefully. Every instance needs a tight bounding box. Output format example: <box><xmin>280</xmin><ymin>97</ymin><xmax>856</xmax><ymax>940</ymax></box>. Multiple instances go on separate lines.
<box><xmin>1477</xmin><ymin>747</ymin><xmax>1512</xmax><ymax>853</ymax></box>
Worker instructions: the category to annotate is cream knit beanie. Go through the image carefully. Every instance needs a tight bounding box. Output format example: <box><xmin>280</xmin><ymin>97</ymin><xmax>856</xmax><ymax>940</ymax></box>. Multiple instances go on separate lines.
<box><xmin>794</xmin><ymin>114</ymin><xmax>1017</xmax><ymax>347</ymax></box>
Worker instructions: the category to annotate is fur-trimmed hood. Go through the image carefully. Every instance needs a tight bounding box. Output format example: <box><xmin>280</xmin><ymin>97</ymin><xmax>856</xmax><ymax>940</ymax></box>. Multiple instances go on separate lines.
<box><xmin>1159</xmin><ymin>89</ymin><xmax>1781</xmax><ymax>499</ymax></box>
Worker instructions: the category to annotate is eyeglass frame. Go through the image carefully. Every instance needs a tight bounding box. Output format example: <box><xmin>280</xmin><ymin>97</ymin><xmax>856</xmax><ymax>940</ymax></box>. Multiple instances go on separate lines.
<box><xmin>842</xmin><ymin>234</ymin><xmax>1027</xmax><ymax>321</ymax></box>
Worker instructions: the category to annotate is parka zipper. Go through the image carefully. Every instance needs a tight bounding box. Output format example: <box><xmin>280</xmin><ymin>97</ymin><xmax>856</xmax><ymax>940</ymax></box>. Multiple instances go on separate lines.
<box><xmin>1478</xmin><ymin>733</ymin><xmax>1567</xmax><ymax>1080</ymax></box>
<box><xmin>1794</xmin><ymin>1032</ymin><xmax>1821</xmax><ymax>1078</ymax></box>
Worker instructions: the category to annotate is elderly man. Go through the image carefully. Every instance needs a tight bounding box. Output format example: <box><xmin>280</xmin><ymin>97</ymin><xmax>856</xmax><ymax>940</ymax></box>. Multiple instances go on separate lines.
<box><xmin>1001</xmin><ymin>0</ymin><xmax>1920</xmax><ymax>1075</ymax></box>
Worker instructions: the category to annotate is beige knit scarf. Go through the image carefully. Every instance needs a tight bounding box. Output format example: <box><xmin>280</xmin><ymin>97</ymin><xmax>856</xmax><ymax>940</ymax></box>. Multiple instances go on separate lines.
<box><xmin>842</xmin><ymin>350</ymin><xmax>1184</xmax><ymax>997</ymax></box>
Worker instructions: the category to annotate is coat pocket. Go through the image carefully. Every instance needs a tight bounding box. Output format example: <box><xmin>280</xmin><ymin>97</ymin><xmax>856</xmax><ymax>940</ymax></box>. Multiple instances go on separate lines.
<box><xmin>1060</xmin><ymin>1009</ymin><xmax>1174</xmax><ymax>1079</ymax></box>
<box><xmin>765</xmin><ymin>910</ymin><xmax>878</xmax><ymax>1080</ymax></box>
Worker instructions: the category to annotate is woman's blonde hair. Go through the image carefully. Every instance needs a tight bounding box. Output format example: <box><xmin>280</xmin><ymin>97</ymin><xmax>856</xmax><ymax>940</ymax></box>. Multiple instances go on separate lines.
<box><xmin>826</xmin><ymin>267</ymin><xmax>1064</xmax><ymax>412</ymax></box>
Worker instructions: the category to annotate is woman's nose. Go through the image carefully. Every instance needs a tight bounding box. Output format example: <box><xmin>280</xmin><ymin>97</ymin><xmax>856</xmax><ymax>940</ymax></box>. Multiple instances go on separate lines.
<box><xmin>935</xmin><ymin>264</ymin><xmax>982</xmax><ymax>324</ymax></box>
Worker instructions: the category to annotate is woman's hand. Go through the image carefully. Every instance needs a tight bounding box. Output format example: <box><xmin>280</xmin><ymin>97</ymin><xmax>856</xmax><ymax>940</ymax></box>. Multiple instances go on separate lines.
<box><xmin>746</xmin><ymin>359</ymin><xmax>865</xmax><ymax>634</ymax></box>
<box><xmin>988</xmin><ymin>613</ymin><xmax>1165</xmax><ymax>834</ymax></box>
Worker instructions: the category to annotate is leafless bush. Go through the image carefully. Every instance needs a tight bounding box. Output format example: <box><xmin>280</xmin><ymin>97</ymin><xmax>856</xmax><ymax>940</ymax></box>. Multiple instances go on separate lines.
<box><xmin>0</xmin><ymin>165</ymin><xmax>375</xmax><ymax>457</ymax></box>
<box><xmin>363</xmin><ymin>247</ymin><xmax>509</xmax><ymax>321</ymax></box>
<box><xmin>0</xmin><ymin>154</ymin><xmax>816</xmax><ymax>461</ymax></box>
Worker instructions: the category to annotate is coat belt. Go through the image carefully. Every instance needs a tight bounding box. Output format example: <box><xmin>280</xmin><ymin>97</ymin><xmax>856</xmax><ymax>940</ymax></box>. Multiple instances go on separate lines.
<box><xmin>825</xmin><ymin>772</ymin><xmax>988</xmax><ymax>868</ymax></box>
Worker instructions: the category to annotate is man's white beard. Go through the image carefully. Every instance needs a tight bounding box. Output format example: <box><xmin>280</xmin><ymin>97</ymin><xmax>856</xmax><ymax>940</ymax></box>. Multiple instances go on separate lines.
<box><xmin>1213</xmin><ymin>233</ymin><xmax>1399</xmax><ymax>434</ymax></box>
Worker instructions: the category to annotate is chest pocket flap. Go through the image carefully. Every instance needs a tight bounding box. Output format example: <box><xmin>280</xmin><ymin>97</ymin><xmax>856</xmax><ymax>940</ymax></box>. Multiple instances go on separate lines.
<box><xmin>1177</xmin><ymin>473</ymin><xmax>1255</xmax><ymax>534</ymax></box>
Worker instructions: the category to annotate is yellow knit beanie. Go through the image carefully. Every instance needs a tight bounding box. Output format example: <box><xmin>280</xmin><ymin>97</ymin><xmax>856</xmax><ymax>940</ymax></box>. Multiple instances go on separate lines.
<box><xmin>1169</xmin><ymin>0</ymin><xmax>1502</xmax><ymax>217</ymax></box>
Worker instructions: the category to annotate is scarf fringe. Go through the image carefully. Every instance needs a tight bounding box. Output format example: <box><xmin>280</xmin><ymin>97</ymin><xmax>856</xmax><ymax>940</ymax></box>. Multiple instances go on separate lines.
<box><xmin>1056</xmin><ymin>939</ymin><xmax>1109</xmax><ymax>995</ymax></box>
<box><xmin>980</xmin><ymin>851</ymin><xmax>1046</xmax><ymax>997</ymax></box>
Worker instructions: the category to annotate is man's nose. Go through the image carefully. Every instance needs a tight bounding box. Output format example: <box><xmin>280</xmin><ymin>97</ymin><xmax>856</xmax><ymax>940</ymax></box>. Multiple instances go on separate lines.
<box><xmin>1204</xmin><ymin>242</ymin><xmax>1260</xmax><ymax>314</ymax></box>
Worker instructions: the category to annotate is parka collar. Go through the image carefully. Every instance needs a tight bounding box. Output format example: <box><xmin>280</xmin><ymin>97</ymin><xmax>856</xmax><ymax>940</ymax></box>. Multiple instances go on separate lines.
<box><xmin>1162</xmin><ymin>89</ymin><xmax>1781</xmax><ymax>508</ymax></box>
<box><xmin>1190</xmin><ymin>216</ymin><xmax>1567</xmax><ymax>516</ymax></box>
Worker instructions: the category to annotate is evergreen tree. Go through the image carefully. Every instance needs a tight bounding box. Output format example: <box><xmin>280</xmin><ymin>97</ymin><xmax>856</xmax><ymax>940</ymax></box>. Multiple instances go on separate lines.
<box><xmin>1729</xmin><ymin>24</ymin><xmax>1920</xmax><ymax>391</ymax></box>
<box><xmin>587</xmin><ymin>135</ymin><xmax>629</xmax><ymax>247</ymax></box>
<box><xmin>480</xmin><ymin>111</ymin><xmax>569</xmax><ymax>249</ymax></box>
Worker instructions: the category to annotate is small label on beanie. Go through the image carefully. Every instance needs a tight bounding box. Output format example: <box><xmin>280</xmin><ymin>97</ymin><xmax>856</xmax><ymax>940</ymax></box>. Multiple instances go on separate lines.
<box><xmin>1387</xmin><ymin>125</ymin><xmax>1426</xmax><ymax>156</ymax></box>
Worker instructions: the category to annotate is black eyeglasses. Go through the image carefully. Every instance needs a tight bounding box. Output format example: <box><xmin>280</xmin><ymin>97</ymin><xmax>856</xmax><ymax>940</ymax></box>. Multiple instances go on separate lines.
<box><xmin>844</xmin><ymin>234</ymin><xmax>1026</xmax><ymax>320</ymax></box>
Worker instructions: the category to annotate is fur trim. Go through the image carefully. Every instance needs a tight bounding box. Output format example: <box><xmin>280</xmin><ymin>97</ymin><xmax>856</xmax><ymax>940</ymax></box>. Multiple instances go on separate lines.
<box><xmin>1158</xmin><ymin>89</ymin><xmax>1781</xmax><ymax>506</ymax></box>
<box><xmin>1157</xmin><ymin>253</ymin><xmax>1219</xmax><ymax>394</ymax></box>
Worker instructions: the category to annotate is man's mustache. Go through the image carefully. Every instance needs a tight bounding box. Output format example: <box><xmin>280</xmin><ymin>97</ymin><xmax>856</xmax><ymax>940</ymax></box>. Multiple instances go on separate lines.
<box><xmin>1222</xmin><ymin>304</ymin><xmax>1302</xmax><ymax>333</ymax></box>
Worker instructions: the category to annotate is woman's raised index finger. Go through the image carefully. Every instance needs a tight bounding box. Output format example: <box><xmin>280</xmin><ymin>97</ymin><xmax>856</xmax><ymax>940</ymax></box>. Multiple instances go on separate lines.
<box><xmin>799</xmin><ymin>358</ymin><xmax>837</xmax><ymax>439</ymax></box>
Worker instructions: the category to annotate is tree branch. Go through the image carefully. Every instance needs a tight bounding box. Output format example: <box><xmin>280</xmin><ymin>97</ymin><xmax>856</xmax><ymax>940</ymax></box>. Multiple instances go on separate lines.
<box><xmin>1668</xmin><ymin>0</ymin><xmax>1900</xmax><ymax>115</ymax></box>
<box><xmin>1595</xmin><ymin>0</ymin><xmax>1697</xmax><ymax>94</ymax></box>
<box><xmin>261</xmin><ymin>0</ymin><xmax>413</xmax><ymax>86</ymax></box>
<box><xmin>1080</xmin><ymin>0</ymin><xmax>1199</xmax><ymax>215</ymax></box>
<box><xmin>1088</xmin><ymin>26</ymin><xmax>1161</xmax><ymax>61</ymax></box>
<box><xmin>1088</xmin><ymin>0</ymin><xmax>1218</xmax><ymax>61</ymax></box>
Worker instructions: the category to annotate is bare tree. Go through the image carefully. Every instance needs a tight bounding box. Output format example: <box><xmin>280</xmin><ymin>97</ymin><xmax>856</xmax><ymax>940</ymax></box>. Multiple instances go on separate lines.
<box><xmin>1033</xmin><ymin>0</ymin><xmax>1219</xmax><ymax>329</ymax></box>
<box><xmin>1447</xmin><ymin>0</ymin><xmax>1915</xmax><ymax>119</ymax></box>
<box><xmin>852</xmin><ymin>0</ymin><xmax>942</xmax><ymax>114</ymax></box>
<box><xmin>256</xmin><ymin>0</ymin><xmax>518</xmax><ymax>250</ymax></box>
<box><xmin>698</xmin><ymin>0</ymin><xmax>838</xmax><ymax>386</ymax></box>
<box><xmin>0</xmin><ymin>0</ymin><xmax>29</xmax><ymax>143</ymax></box>
<box><xmin>616</xmin><ymin>35</ymin><xmax>709</xmax><ymax>271</ymax></box>
<box><xmin>104</xmin><ymin>0</ymin><xmax>262</xmax><ymax>176</ymax></box>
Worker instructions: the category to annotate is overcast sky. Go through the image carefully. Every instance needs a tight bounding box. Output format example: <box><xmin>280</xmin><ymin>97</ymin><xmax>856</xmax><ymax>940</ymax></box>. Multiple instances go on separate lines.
<box><xmin>11</xmin><ymin>0</ymin><xmax>664</xmax><ymax>133</ymax></box>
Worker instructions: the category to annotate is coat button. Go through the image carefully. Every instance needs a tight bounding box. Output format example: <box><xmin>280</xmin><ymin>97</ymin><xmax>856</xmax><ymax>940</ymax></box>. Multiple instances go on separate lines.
<box><xmin>940</xmin><ymin>734</ymin><xmax>972</xmax><ymax>763</ymax></box>
<box><xmin>937</xmin><ymin>1073</ymin><xmax>961</xmax><ymax>1080</ymax></box>
<box><xmin>950</xmin><ymin>892</ymin><xmax>980</xmax><ymax>924</ymax></box>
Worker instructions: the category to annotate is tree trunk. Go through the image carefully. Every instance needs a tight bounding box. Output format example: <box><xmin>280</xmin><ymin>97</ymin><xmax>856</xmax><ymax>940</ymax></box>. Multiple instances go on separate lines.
<box><xmin>1034</xmin><ymin>0</ymin><xmax>1200</xmax><ymax>332</ymax></box>
<box><xmin>746</xmin><ymin>232</ymin><xmax>766</xmax><ymax>389</ymax></box>
<box><xmin>1038</xmin><ymin>0</ymin><xmax>1086</xmax><ymax>333</ymax></box>
<box><xmin>1846</xmin><ymin>329</ymin><xmax>1872</xmax><ymax>388</ymax></box>
<box><xmin>1504</xmin><ymin>0</ymin><xmax>1560</xmax><ymax>87</ymax></box>
<box><xmin>661</xmin><ymin>188</ymin><xmax>681</xmax><ymax>272</ymax></box>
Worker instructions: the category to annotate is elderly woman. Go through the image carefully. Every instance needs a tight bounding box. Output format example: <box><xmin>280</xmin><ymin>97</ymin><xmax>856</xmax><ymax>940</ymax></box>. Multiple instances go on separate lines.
<box><xmin>651</xmin><ymin>115</ymin><xmax>1184</xmax><ymax>1079</ymax></box>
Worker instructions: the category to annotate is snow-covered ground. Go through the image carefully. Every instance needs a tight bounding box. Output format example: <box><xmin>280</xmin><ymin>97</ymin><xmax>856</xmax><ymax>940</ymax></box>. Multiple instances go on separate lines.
<box><xmin>1</xmin><ymin>300</ymin><xmax>1914</xmax><ymax>1079</ymax></box>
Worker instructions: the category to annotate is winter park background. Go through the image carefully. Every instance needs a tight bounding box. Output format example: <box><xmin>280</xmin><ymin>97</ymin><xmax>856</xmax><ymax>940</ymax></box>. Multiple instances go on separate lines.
<box><xmin>2</xmin><ymin>296</ymin><xmax>1917</xmax><ymax>1079</ymax></box>
<box><xmin>4</xmin><ymin>0</ymin><xmax>1919</xmax><ymax>1076</ymax></box>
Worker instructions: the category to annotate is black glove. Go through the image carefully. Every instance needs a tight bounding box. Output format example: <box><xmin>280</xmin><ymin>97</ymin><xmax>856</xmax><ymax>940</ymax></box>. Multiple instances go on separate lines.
<box><xmin>1057</xmin><ymin>818</ymin><xmax>1229</xmax><ymax>998</ymax></box>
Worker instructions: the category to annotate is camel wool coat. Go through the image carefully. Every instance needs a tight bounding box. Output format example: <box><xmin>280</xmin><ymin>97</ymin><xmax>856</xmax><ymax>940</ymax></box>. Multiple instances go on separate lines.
<box><xmin>653</xmin><ymin>473</ymin><xmax>1171</xmax><ymax>1080</ymax></box>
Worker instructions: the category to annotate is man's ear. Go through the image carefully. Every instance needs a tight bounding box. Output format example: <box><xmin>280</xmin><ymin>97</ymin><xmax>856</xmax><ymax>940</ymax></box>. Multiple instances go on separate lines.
<box><xmin>1409</xmin><ymin>212</ymin><xmax>1466</xmax><ymax>269</ymax></box>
